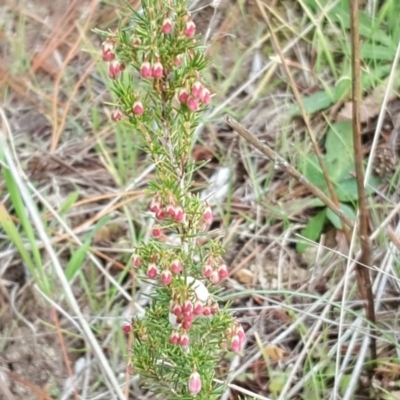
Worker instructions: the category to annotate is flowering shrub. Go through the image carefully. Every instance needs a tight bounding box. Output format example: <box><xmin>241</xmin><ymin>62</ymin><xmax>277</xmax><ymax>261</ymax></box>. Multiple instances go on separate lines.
<box><xmin>96</xmin><ymin>0</ymin><xmax>245</xmax><ymax>398</ymax></box>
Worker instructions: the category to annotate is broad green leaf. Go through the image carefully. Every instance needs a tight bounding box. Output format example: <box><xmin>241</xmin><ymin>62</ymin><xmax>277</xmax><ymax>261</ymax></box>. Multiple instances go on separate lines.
<box><xmin>334</xmin><ymin>178</ymin><xmax>359</xmax><ymax>202</ymax></box>
<box><xmin>326</xmin><ymin>203</ymin><xmax>356</xmax><ymax>229</ymax></box>
<box><xmin>297</xmin><ymin>209</ymin><xmax>327</xmax><ymax>253</ymax></box>
<box><xmin>289</xmin><ymin>90</ymin><xmax>334</xmax><ymax>117</ymax></box>
<box><xmin>325</xmin><ymin>121</ymin><xmax>353</xmax><ymax>167</ymax></box>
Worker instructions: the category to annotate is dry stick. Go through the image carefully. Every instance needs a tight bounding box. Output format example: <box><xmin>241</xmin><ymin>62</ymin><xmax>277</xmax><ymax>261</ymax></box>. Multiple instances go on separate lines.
<box><xmin>225</xmin><ymin>115</ymin><xmax>353</xmax><ymax>229</ymax></box>
<box><xmin>255</xmin><ymin>1</ymin><xmax>341</xmax><ymax>219</ymax></box>
<box><xmin>349</xmin><ymin>0</ymin><xmax>377</xmax><ymax>363</ymax></box>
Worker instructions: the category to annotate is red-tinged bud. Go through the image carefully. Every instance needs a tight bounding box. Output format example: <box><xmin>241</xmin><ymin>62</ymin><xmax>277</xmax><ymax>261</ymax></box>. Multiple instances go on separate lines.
<box><xmin>132</xmin><ymin>254</ymin><xmax>142</xmax><ymax>268</ymax></box>
<box><xmin>108</xmin><ymin>60</ymin><xmax>123</xmax><ymax>79</ymax></box>
<box><xmin>131</xmin><ymin>37</ymin><xmax>141</xmax><ymax>47</ymax></box>
<box><xmin>147</xmin><ymin>262</ymin><xmax>159</xmax><ymax>279</ymax></box>
<box><xmin>203</xmin><ymin>206</ymin><xmax>213</xmax><ymax>225</ymax></box>
<box><xmin>182</xmin><ymin>300</ymin><xmax>193</xmax><ymax>314</ymax></box>
<box><xmin>174</xmin><ymin>54</ymin><xmax>183</xmax><ymax>66</ymax></box>
<box><xmin>182</xmin><ymin>319</ymin><xmax>192</xmax><ymax>330</ymax></box>
<box><xmin>152</xmin><ymin>226</ymin><xmax>163</xmax><ymax>238</ymax></box>
<box><xmin>156</xmin><ymin>210</ymin><xmax>166</xmax><ymax>221</ymax></box>
<box><xmin>193</xmin><ymin>300</ymin><xmax>203</xmax><ymax>315</ymax></box>
<box><xmin>171</xmin><ymin>259</ymin><xmax>182</xmax><ymax>274</ymax></box>
<box><xmin>122</xmin><ymin>322</ymin><xmax>132</xmax><ymax>334</ymax></box>
<box><xmin>174</xmin><ymin>207</ymin><xmax>185</xmax><ymax>223</ymax></box>
<box><xmin>237</xmin><ymin>325</ymin><xmax>246</xmax><ymax>345</ymax></box>
<box><xmin>170</xmin><ymin>330</ymin><xmax>180</xmax><ymax>344</ymax></box>
<box><xmin>231</xmin><ymin>335</ymin><xmax>241</xmax><ymax>353</ymax></box>
<box><xmin>218</xmin><ymin>264</ymin><xmax>229</xmax><ymax>279</ymax></box>
<box><xmin>161</xmin><ymin>269</ymin><xmax>173</xmax><ymax>285</ymax></box>
<box><xmin>111</xmin><ymin>109</ymin><xmax>123</xmax><ymax>121</ymax></box>
<box><xmin>178</xmin><ymin>88</ymin><xmax>189</xmax><ymax>103</ymax></box>
<box><xmin>184</xmin><ymin>20</ymin><xmax>196</xmax><ymax>38</ymax></box>
<box><xmin>165</xmin><ymin>203</ymin><xmax>176</xmax><ymax>217</ymax></box>
<box><xmin>209</xmin><ymin>270</ymin><xmax>220</xmax><ymax>285</ymax></box>
<box><xmin>210</xmin><ymin>302</ymin><xmax>219</xmax><ymax>315</ymax></box>
<box><xmin>179</xmin><ymin>331</ymin><xmax>189</xmax><ymax>347</ymax></box>
<box><xmin>221</xmin><ymin>340</ymin><xmax>228</xmax><ymax>350</ymax></box>
<box><xmin>172</xmin><ymin>303</ymin><xmax>183</xmax><ymax>317</ymax></box>
<box><xmin>101</xmin><ymin>40</ymin><xmax>115</xmax><ymax>62</ymax></box>
<box><xmin>140</xmin><ymin>61</ymin><xmax>152</xmax><ymax>78</ymax></box>
<box><xmin>201</xmin><ymin>88</ymin><xmax>211</xmax><ymax>104</ymax></box>
<box><xmin>191</xmin><ymin>81</ymin><xmax>203</xmax><ymax>99</ymax></box>
<box><xmin>188</xmin><ymin>371</ymin><xmax>202</xmax><ymax>395</ymax></box>
<box><xmin>187</xmin><ymin>96</ymin><xmax>199</xmax><ymax>112</ymax></box>
<box><xmin>202</xmin><ymin>263</ymin><xmax>213</xmax><ymax>278</ymax></box>
<box><xmin>203</xmin><ymin>306</ymin><xmax>211</xmax><ymax>316</ymax></box>
<box><xmin>132</xmin><ymin>101</ymin><xmax>144</xmax><ymax>116</ymax></box>
<box><xmin>152</xmin><ymin>61</ymin><xmax>164</xmax><ymax>79</ymax></box>
<box><xmin>161</xmin><ymin>18</ymin><xmax>173</xmax><ymax>34</ymax></box>
<box><xmin>149</xmin><ymin>196</ymin><xmax>162</xmax><ymax>213</ymax></box>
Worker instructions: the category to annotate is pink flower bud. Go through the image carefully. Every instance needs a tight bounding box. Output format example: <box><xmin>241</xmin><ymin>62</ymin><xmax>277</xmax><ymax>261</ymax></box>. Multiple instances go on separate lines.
<box><xmin>147</xmin><ymin>263</ymin><xmax>159</xmax><ymax>279</ymax></box>
<box><xmin>182</xmin><ymin>319</ymin><xmax>192</xmax><ymax>330</ymax></box>
<box><xmin>202</xmin><ymin>206</ymin><xmax>213</xmax><ymax>225</ymax></box>
<box><xmin>149</xmin><ymin>196</ymin><xmax>162</xmax><ymax>213</ymax></box>
<box><xmin>203</xmin><ymin>306</ymin><xmax>211</xmax><ymax>316</ymax></box>
<box><xmin>188</xmin><ymin>371</ymin><xmax>202</xmax><ymax>395</ymax></box>
<box><xmin>187</xmin><ymin>96</ymin><xmax>199</xmax><ymax>112</ymax></box>
<box><xmin>152</xmin><ymin>226</ymin><xmax>163</xmax><ymax>238</ymax></box>
<box><xmin>201</xmin><ymin>88</ymin><xmax>211</xmax><ymax>104</ymax></box>
<box><xmin>209</xmin><ymin>270</ymin><xmax>220</xmax><ymax>285</ymax></box>
<box><xmin>171</xmin><ymin>259</ymin><xmax>182</xmax><ymax>274</ymax></box>
<box><xmin>111</xmin><ymin>109</ymin><xmax>123</xmax><ymax>121</ymax></box>
<box><xmin>178</xmin><ymin>88</ymin><xmax>189</xmax><ymax>103</ymax></box>
<box><xmin>202</xmin><ymin>263</ymin><xmax>213</xmax><ymax>278</ymax></box>
<box><xmin>152</xmin><ymin>61</ymin><xmax>164</xmax><ymax>79</ymax></box>
<box><xmin>161</xmin><ymin>18</ymin><xmax>173</xmax><ymax>34</ymax></box>
<box><xmin>140</xmin><ymin>61</ymin><xmax>152</xmax><ymax>78</ymax></box>
<box><xmin>218</xmin><ymin>264</ymin><xmax>229</xmax><ymax>279</ymax></box>
<box><xmin>231</xmin><ymin>335</ymin><xmax>241</xmax><ymax>352</ymax></box>
<box><xmin>132</xmin><ymin>254</ymin><xmax>142</xmax><ymax>268</ymax></box>
<box><xmin>132</xmin><ymin>101</ymin><xmax>144</xmax><ymax>116</ymax></box>
<box><xmin>172</xmin><ymin>303</ymin><xmax>183</xmax><ymax>317</ymax></box>
<box><xmin>170</xmin><ymin>330</ymin><xmax>180</xmax><ymax>344</ymax></box>
<box><xmin>191</xmin><ymin>81</ymin><xmax>203</xmax><ymax>99</ymax></box>
<box><xmin>184</xmin><ymin>20</ymin><xmax>196</xmax><ymax>38</ymax></box>
<box><xmin>122</xmin><ymin>322</ymin><xmax>132</xmax><ymax>334</ymax></box>
<box><xmin>179</xmin><ymin>331</ymin><xmax>189</xmax><ymax>347</ymax></box>
<box><xmin>193</xmin><ymin>300</ymin><xmax>203</xmax><ymax>315</ymax></box>
<box><xmin>174</xmin><ymin>54</ymin><xmax>183</xmax><ymax>66</ymax></box>
<box><xmin>108</xmin><ymin>60</ymin><xmax>123</xmax><ymax>79</ymax></box>
<box><xmin>237</xmin><ymin>325</ymin><xmax>246</xmax><ymax>345</ymax></box>
<box><xmin>156</xmin><ymin>210</ymin><xmax>166</xmax><ymax>221</ymax></box>
<box><xmin>210</xmin><ymin>302</ymin><xmax>219</xmax><ymax>315</ymax></box>
<box><xmin>165</xmin><ymin>203</ymin><xmax>176</xmax><ymax>217</ymax></box>
<box><xmin>174</xmin><ymin>207</ymin><xmax>185</xmax><ymax>223</ymax></box>
<box><xmin>182</xmin><ymin>300</ymin><xmax>193</xmax><ymax>314</ymax></box>
<box><xmin>101</xmin><ymin>40</ymin><xmax>115</xmax><ymax>62</ymax></box>
<box><xmin>131</xmin><ymin>37</ymin><xmax>141</xmax><ymax>47</ymax></box>
<box><xmin>161</xmin><ymin>269</ymin><xmax>173</xmax><ymax>285</ymax></box>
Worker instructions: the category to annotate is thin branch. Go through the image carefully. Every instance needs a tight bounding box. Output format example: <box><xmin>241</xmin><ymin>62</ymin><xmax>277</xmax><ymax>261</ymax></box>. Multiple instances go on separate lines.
<box><xmin>349</xmin><ymin>0</ymin><xmax>377</xmax><ymax>362</ymax></box>
<box><xmin>225</xmin><ymin>115</ymin><xmax>354</xmax><ymax>229</ymax></box>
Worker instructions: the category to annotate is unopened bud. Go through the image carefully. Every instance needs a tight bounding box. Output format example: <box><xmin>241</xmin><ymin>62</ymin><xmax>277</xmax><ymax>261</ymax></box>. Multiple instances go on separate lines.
<box><xmin>161</xmin><ymin>18</ymin><xmax>173</xmax><ymax>34</ymax></box>
<box><xmin>187</xmin><ymin>96</ymin><xmax>199</xmax><ymax>112</ymax></box>
<box><xmin>184</xmin><ymin>20</ymin><xmax>196</xmax><ymax>38</ymax></box>
<box><xmin>111</xmin><ymin>109</ymin><xmax>123</xmax><ymax>121</ymax></box>
<box><xmin>132</xmin><ymin>101</ymin><xmax>144</xmax><ymax>116</ymax></box>
<box><xmin>152</xmin><ymin>61</ymin><xmax>164</xmax><ymax>79</ymax></box>
<box><xmin>171</xmin><ymin>259</ymin><xmax>182</xmax><ymax>274</ymax></box>
<box><xmin>140</xmin><ymin>61</ymin><xmax>152</xmax><ymax>78</ymax></box>
<box><xmin>147</xmin><ymin>263</ymin><xmax>158</xmax><ymax>279</ymax></box>
<box><xmin>161</xmin><ymin>269</ymin><xmax>173</xmax><ymax>285</ymax></box>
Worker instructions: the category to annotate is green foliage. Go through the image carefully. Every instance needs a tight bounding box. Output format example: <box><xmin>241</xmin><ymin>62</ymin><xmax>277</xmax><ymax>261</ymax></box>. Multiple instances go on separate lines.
<box><xmin>297</xmin><ymin>122</ymin><xmax>378</xmax><ymax>253</ymax></box>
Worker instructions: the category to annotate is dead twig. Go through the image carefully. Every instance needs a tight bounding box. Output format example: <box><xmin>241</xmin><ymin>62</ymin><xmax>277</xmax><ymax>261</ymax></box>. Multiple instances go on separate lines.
<box><xmin>225</xmin><ymin>115</ymin><xmax>354</xmax><ymax>229</ymax></box>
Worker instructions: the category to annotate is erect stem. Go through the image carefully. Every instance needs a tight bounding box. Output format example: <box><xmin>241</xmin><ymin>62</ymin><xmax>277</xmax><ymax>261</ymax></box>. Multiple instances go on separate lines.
<box><xmin>349</xmin><ymin>0</ymin><xmax>377</xmax><ymax>364</ymax></box>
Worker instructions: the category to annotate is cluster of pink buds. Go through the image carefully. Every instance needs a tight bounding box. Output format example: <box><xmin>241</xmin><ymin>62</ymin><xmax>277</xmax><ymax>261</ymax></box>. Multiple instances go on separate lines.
<box><xmin>225</xmin><ymin>321</ymin><xmax>246</xmax><ymax>353</ymax></box>
<box><xmin>177</xmin><ymin>80</ymin><xmax>211</xmax><ymax>112</ymax></box>
<box><xmin>169</xmin><ymin>329</ymin><xmax>190</xmax><ymax>347</ymax></box>
<box><xmin>149</xmin><ymin>194</ymin><xmax>186</xmax><ymax>224</ymax></box>
<box><xmin>202</xmin><ymin>255</ymin><xmax>229</xmax><ymax>284</ymax></box>
<box><xmin>140</xmin><ymin>60</ymin><xmax>164</xmax><ymax>79</ymax></box>
<box><xmin>101</xmin><ymin>39</ymin><xmax>125</xmax><ymax>80</ymax></box>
